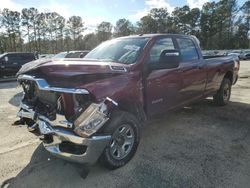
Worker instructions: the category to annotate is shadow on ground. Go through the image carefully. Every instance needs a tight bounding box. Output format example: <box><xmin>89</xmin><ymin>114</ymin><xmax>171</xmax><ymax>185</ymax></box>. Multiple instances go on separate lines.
<box><xmin>3</xmin><ymin>99</ymin><xmax>250</xmax><ymax>188</ymax></box>
<box><xmin>8</xmin><ymin>92</ymin><xmax>23</xmax><ymax>107</ymax></box>
<box><xmin>0</xmin><ymin>81</ymin><xmax>17</xmax><ymax>89</ymax></box>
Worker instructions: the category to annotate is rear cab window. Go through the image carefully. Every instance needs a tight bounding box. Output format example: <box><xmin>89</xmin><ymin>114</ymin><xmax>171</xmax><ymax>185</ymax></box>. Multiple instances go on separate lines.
<box><xmin>176</xmin><ymin>37</ymin><xmax>199</xmax><ymax>62</ymax></box>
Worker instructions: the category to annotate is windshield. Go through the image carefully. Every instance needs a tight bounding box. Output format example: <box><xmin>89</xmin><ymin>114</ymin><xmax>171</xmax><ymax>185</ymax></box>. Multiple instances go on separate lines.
<box><xmin>53</xmin><ymin>52</ymin><xmax>68</xmax><ymax>58</ymax></box>
<box><xmin>0</xmin><ymin>53</ymin><xmax>5</xmax><ymax>59</ymax></box>
<box><xmin>84</xmin><ymin>37</ymin><xmax>150</xmax><ymax>64</ymax></box>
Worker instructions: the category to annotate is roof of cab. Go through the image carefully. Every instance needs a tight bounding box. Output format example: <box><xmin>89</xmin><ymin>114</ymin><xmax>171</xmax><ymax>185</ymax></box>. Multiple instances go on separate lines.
<box><xmin>117</xmin><ymin>33</ymin><xmax>192</xmax><ymax>39</ymax></box>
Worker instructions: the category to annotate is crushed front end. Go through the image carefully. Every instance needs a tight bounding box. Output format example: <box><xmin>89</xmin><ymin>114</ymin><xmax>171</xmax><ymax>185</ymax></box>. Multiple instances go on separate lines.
<box><xmin>16</xmin><ymin>74</ymin><xmax>112</xmax><ymax>164</ymax></box>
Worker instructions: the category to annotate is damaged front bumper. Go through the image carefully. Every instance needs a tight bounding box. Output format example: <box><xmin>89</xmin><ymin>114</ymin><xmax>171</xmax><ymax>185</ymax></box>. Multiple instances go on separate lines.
<box><xmin>17</xmin><ymin>102</ymin><xmax>111</xmax><ymax>164</ymax></box>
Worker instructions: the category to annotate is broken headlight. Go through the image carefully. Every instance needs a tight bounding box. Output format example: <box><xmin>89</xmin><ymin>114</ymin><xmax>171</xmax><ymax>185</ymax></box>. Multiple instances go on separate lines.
<box><xmin>74</xmin><ymin>102</ymin><xmax>109</xmax><ymax>137</ymax></box>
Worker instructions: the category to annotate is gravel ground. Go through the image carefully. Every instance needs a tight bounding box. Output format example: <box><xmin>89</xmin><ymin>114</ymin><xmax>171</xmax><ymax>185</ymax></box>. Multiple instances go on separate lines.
<box><xmin>0</xmin><ymin>61</ymin><xmax>250</xmax><ymax>188</ymax></box>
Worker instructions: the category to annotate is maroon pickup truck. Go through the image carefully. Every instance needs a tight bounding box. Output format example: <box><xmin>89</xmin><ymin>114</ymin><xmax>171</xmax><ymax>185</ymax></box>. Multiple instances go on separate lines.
<box><xmin>16</xmin><ymin>34</ymin><xmax>239</xmax><ymax>169</ymax></box>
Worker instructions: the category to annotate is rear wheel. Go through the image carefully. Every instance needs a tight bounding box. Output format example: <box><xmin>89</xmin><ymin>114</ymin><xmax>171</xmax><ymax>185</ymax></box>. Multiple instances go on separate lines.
<box><xmin>99</xmin><ymin>111</ymin><xmax>140</xmax><ymax>170</ymax></box>
<box><xmin>213</xmin><ymin>78</ymin><xmax>231</xmax><ymax>106</ymax></box>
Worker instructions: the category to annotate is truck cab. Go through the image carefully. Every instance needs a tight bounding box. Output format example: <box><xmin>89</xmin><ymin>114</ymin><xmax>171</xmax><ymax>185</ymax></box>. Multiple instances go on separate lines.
<box><xmin>0</xmin><ymin>52</ymin><xmax>36</xmax><ymax>77</ymax></box>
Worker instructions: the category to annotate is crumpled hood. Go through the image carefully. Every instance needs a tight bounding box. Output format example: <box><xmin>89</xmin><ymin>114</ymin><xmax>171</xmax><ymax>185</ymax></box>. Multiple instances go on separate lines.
<box><xmin>18</xmin><ymin>58</ymin><xmax>130</xmax><ymax>88</ymax></box>
<box><xmin>17</xmin><ymin>58</ymin><xmax>51</xmax><ymax>75</ymax></box>
<box><xmin>18</xmin><ymin>58</ymin><xmax>129</xmax><ymax>76</ymax></box>
<box><xmin>39</xmin><ymin>59</ymin><xmax>129</xmax><ymax>77</ymax></box>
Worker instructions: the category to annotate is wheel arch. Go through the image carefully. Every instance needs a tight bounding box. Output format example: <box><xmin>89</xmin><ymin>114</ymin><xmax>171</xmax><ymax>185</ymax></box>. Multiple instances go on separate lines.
<box><xmin>223</xmin><ymin>71</ymin><xmax>233</xmax><ymax>84</ymax></box>
<box><xmin>116</xmin><ymin>101</ymin><xmax>147</xmax><ymax>125</ymax></box>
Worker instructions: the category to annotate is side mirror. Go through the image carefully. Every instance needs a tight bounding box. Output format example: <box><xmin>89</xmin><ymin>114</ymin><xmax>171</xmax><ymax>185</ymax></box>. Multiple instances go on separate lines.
<box><xmin>150</xmin><ymin>49</ymin><xmax>180</xmax><ymax>70</ymax></box>
<box><xmin>159</xmin><ymin>49</ymin><xmax>180</xmax><ymax>69</ymax></box>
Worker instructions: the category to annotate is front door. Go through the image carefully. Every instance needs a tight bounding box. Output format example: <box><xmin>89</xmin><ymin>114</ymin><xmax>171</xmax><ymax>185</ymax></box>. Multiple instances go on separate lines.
<box><xmin>145</xmin><ymin>37</ymin><xmax>181</xmax><ymax>116</ymax></box>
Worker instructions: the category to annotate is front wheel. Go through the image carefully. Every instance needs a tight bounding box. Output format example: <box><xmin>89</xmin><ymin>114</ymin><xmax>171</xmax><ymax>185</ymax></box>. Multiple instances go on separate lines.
<box><xmin>99</xmin><ymin>111</ymin><xmax>140</xmax><ymax>170</ymax></box>
<box><xmin>213</xmin><ymin>78</ymin><xmax>232</xmax><ymax>106</ymax></box>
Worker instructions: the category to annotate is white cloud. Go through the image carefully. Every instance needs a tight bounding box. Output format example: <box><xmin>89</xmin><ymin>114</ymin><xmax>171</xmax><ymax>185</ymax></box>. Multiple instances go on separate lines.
<box><xmin>38</xmin><ymin>1</ymin><xmax>103</xmax><ymax>34</ymax></box>
<box><xmin>128</xmin><ymin>0</ymin><xmax>175</xmax><ymax>22</ymax></box>
<box><xmin>82</xmin><ymin>17</ymin><xmax>105</xmax><ymax>35</ymax></box>
<box><xmin>38</xmin><ymin>1</ymin><xmax>72</xmax><ymax>18</ymax></box>
<box><xmin>0</xmin><ymin>0</ymin><xmax>24</xmax><ymax>12</ymax></box>
<box><xmin>0</xmin><ymin>0</ymin><xmax>71</xmax><ymax>18</ymax></box>
<box><xmin>187</xmin><ymin>0</ymin><xmax>208</xmax><ymax>9</ymax></box>
<box><xmin>146</xmin><ymin>0</ymin><xmax>174</xmax><ymax>12</ymax></box>
<box><xmin>128</xmin><ymin>8</ymin><xmax>149</xmax><ymax>21</ymax></box>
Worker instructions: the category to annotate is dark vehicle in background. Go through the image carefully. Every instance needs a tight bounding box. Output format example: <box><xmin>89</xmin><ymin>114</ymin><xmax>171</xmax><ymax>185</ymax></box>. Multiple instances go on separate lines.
<box><xmin>53</xmin><ymin>51</ymin><xmax>90</xmax><ymax>58</ymax></box>
<box><xmin>16</xmin><ymin>34</ymin><xmax>239</xmax><ymax>169</ymax></box>
<box><xmin>0</xmin><ymin>52</ymin><xmax>36</xmax><ymax>78</ymax></box>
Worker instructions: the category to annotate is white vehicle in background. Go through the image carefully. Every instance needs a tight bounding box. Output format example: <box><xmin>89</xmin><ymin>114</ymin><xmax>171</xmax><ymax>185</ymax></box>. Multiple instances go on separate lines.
<box><xmin>228</xmin><ymin>52</ymin><xmax>241</xmax><ymax>59</ymax></box>
<box><xmin>240</xmin><ymin>51</ymin><xmax>250</xmax><ymax>60</ymax></box>
<box><xmin>39</xmin><ymin>54</ymin><xmax>55</xmax><ymax>59</ymax></box>
<box><xmin>53</xmin><ymin>51</ymin><xmax>90</xmax><ymax>58</ymax></box>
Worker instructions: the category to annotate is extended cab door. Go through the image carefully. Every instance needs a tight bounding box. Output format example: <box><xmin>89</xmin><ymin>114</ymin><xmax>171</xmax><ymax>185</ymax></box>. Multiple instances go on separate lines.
<box><xmin>145</xmin><ymin>37</ymin><xmax>181</xmax><ymax>116</ymax></box>
<box><xmin>175</xmin><ymin>37</ymin><xmax>206</xmax><ymax>104</ymax></box>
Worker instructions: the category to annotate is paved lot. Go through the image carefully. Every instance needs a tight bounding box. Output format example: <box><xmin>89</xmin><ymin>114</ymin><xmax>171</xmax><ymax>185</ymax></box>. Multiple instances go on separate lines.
<box><xmin>0</xmin><ymin>61</ymin><xmax>250</xmax><ymax>188</ymax></box>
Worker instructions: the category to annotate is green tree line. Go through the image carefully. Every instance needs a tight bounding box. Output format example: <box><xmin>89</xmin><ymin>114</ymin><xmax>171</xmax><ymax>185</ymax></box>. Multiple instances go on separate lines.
<box><xmin>0</xmin><ymin>0</ymin><xmax>249</xmax><ymax>54</ymax></box>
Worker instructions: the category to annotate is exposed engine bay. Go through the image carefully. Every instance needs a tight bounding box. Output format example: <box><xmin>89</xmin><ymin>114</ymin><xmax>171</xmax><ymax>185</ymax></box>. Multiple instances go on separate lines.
<box><xmin>20</xmin><ymin>79</ymin><xmax>92</xmax><ymax>121</ymax></box>
<box><xmin>16</xmin><ymin>74</ymin><xmax>117</xmax><ymax>164</ymax></box>
<box><xmin>18</xmin><ymin>77</ymin><xmax>116</xmax><ymax>138</ymax></box>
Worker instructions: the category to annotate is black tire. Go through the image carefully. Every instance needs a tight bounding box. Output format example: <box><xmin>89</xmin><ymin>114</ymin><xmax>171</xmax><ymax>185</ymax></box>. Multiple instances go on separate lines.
<box><xmin>213</xmin><ymin>78</ymin><xmax>231</xmax><ymax>106</ymax></box>
<box><xmin>99</xmin><ymin>111</ymin><xmax>140</xmax><ymax>170</ymax></box>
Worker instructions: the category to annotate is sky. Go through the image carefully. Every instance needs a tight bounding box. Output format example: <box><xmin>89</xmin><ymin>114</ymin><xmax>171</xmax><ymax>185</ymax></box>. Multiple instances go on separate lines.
<box><xmin>1</xmin><ymin>0</ymin><xmax>246</xmax><ymax>34</ymax></box>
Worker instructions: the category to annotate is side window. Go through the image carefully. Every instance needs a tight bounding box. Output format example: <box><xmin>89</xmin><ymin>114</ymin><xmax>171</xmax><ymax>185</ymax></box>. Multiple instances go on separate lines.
<box><xmin>22</xmin><ymin>54</ymin><xmax>34</xmax><ymax>61</ymax></box>
<box><xmin>149</xmin><ymin>38</ymin><xmax>175</xmax><ymax>63</ymax></box>
<box><xmin>176</xmin><ymin>38</ymin><xmax>199</xmax><ymax>61</ymax></box>
<box><xmin>20</xmin><ymin>54</ymin><xmax>27</xmax><ymax>61</ymax></box>
<box><xmin>8</xmin><ymin>54</ymin><xmax>21</xmax><ymax>62</ymax></box>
